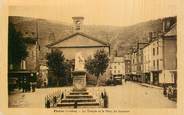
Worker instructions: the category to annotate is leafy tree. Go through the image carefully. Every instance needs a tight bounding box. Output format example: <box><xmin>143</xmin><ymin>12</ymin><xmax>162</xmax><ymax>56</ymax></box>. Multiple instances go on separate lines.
<box><xmin>85</xmin><ymin>49</ymin><xmax>109</xmax><ymax>79</ymax></box>
<box><xmin>8</xmin><ymin>22</ymin><xmax>28</xmax><ymax>69</ymax></box>
<box><xmin>46</xmin><ymin>49</ymin><xmax>71</xmax><ymax>86</ymax></box>
<box><xmin>64</xmin><ymin>60</ymin><xmax>73</xmax><ymax>85</ymax></box>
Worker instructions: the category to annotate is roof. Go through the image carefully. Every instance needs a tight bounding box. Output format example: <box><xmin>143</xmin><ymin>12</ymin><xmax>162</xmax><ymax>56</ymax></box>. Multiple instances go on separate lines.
<box><xmin>138</xmin><ymin>23</ymin><xmax>177</xmax><ymax>53</ymax></box>
<box><xmin>72</xmin><ymin>17</ymin><xmax>84</xmax><ymax>19</ymax></box>
<box><xmin>137</xmin><ymin>42</ymin><xmax>149</xmax><ymax>50</ymax></box>
<box><xmin>164</xmin><ymin>23</ymin><xmax>176</xmax><ymax>37</ymax></box>
<box><xmin>47</xmin><ymin>32</ymin><xmax>109</xmax><ymax>47</ymax></box>
<box><xmin>110</xmin><ymin>56</ymin><xmax>124</xmax><ymax>63</ymax></box>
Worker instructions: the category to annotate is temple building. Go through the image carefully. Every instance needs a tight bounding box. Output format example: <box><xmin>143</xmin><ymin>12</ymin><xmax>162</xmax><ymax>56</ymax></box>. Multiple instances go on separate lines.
<box><xmin>47</xmin><ymin>17</ymin><xmax>110</xmax><ymax>60</ymax></box>
<box><xmin>46</xmin><ymin>17</ymin><xmax>110</xmax><ymax>86</ymax></box>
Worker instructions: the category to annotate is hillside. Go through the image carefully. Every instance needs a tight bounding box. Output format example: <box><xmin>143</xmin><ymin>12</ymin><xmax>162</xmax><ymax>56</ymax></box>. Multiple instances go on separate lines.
<box><xmin>9</xmin><ymin>16</ymin><xmax>163</xmax><ymax>57</ymax></box>
<box><xmin>112</xmin><ymin>19</ymin><xmax>163</xmax><ymax>56</ymax></box>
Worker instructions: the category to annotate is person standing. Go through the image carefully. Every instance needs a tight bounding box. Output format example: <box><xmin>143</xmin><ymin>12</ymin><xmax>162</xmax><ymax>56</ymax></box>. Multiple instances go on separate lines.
<box><xmin>22</xmin><ymin>77</ymin><xmax>26</xmax><ymax>92</ymax></box>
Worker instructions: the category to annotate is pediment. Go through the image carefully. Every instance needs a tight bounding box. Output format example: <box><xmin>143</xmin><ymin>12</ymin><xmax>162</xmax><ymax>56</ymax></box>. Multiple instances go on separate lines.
<box><xmin>47</xmin><ymin>32</ymin><xmax>108</xmax><ymax>48</ymax></box>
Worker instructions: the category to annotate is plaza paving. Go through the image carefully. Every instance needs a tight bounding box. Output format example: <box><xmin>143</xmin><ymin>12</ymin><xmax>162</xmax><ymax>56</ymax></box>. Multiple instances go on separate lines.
<box><xmin>8</xmin><ymin>81</ymin><xmax>176</xmax><ymax>108</ymax></box>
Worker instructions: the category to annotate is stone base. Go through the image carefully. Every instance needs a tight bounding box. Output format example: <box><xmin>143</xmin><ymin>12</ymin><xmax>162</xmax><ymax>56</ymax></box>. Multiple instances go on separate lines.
<box><xmin>72</xmin><ymin>70</ymin><xmax>86</xmax><ymax>90</ymax></box>
<box><xmin>57</xmin><ymin>89</ymin><xmax>100</xmax><ymax>108</ymax></box>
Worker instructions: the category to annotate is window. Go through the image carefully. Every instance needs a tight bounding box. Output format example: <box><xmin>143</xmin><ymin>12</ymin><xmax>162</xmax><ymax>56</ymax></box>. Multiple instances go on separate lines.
<box><xmin>114</xmin><ymin>66</ymin><xmax>116</xmax><ymax>69</ymax></box>
<box><xmin>157</xmin><ymin>59</ymin><xmax>159</xmax><ymax>70</ymax></box>
<box><xmin>118</xmin><ymin>70</ymin><xmax>120</xmax><ymax>73</ymax></box>
<box><xmin>114</xmin><ymin>70</ymin><xmax>116</xmax><ymax>73</ymax></box>
<box><xmin>144</xmin><ymin>56</ymin><xmax>146</xmax><ymax>62</ymax></box>
<box><xmin>153</xmin><ymin>60</ymin><xmax>155</xmax><ymax>69</ymax></box>
<box><xmin>153</xmin><ymin>48</ymin><xmax>155</xmax><ymax>56</ymax></box>
<box><xmin>157</xmin><ymin>47</ymin><xmax>159</xmax><ymax>55</ymax></box>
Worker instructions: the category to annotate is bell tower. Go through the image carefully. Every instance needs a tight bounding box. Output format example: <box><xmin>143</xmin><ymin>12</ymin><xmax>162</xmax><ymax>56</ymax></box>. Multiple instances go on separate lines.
<box><xmin>72</xmin><ymin>17</ymin><xmax>84</xmax><ymax>32</ymax></box>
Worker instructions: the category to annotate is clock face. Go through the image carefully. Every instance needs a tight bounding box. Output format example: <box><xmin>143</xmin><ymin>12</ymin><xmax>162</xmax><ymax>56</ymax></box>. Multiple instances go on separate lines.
<box><xmin>76</xmin><ymin>21</ymin><xmax>81</xmax><ymax>24</ymax></box>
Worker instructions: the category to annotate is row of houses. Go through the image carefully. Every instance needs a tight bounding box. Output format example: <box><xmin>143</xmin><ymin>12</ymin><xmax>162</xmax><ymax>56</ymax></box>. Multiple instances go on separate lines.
<box><xmin>124</xmin><ymin>17</ymin><xmax>177</xmax><ymax>86</ymax></box>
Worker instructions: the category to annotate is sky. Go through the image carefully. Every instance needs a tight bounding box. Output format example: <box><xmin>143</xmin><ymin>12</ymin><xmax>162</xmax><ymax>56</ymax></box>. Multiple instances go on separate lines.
<box><xmin>9</xmin><ymin>0</ymin><xmax>177</xmax><ymax>26</ymax></box>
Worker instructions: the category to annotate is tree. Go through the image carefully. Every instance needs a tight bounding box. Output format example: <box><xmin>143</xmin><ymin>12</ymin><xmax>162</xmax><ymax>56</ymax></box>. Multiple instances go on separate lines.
<box><xmin>8</xmin><ymin>22</ymin><xmax>28</xmax><ymax>69</ymax></box>
<box><xmin>46</xmin><ymin>49</ymin><xmax>71</xmax><ymax>86</ymax></box>
<box><xmin>85</xmin><ymin>49</ymin><xmax>109</xmax><ymax>79</ymax></box>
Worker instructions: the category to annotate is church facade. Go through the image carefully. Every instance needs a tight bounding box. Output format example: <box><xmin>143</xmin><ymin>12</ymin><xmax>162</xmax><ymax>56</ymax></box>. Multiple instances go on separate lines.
<box><xmin>45</xmin><ymin>17</ymin><xmax>110</xmax><ymax>86</ymax></box>
<box><xmin>47</xmin><ymin>17</ymin><xmax>110</xmax><ymax>60</ymax></box>
<box><xmin>47</xmin><ymin>32</ymin><xmax>110</xmax><ymax>60</ymax></box>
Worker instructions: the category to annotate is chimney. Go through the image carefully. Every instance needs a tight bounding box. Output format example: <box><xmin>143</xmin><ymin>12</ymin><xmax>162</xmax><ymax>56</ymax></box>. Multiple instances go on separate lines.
<box><xmin>72</xmin><ymin>17</ymin><xmax>84</xmax><ymax>32</ymax></box>
<box><xmin>137</xmin><ymin>42</ymin><xmax>139</xmax><ymax>50</ymax></box>
<box><xmin>162</xmin><ymin>18</ymin><xmax>170</xmax><ymax>33</ymax></box>
<box><xmin>148</xmin><ymin>32</ymin><xmax>153</xmax><ymax>42</ymax></box>
<box><xmin>162</xmin><ymin>17</ymin><xmax>176</xmax><ymax>33</ymax></box>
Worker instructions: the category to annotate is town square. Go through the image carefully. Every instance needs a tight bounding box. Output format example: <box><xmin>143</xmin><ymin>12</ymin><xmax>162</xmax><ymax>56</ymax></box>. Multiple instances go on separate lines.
<box><xmin>7</xmin><ymin>0</ymin><xmax>177</xmax><ymax>109</ymax></box>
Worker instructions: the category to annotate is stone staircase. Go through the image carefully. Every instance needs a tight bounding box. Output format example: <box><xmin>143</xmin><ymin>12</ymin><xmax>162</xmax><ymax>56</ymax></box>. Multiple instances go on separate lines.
<box><xmin>57</xmin><ymin>89</ymin><xmax>100</xmax><ymax>108</ymax></box>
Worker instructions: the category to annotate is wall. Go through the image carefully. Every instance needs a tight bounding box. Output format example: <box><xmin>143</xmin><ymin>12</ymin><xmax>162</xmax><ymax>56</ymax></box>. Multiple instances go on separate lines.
<box><xmin>125</xmin><ymin>60</ymin><xmax>131</xmax><ymax>74</ymax></box>
<box><xmin>48</xmin><ymin>34</ymin><xmax>110</xmax><ymax>60</ymax></box>
<box><xmin>143</xmin><ymin>45</ymin><xmax>151</xmax><ymax>73</ymax></box>
<box><xmin>49</xmin><ymin>47</ymin><xmax>109</xmax><ymax>60</ymax></box>
<box><xmin>131</xmin><ymin>52</ymin><xmax>137</xmax><ymax>74</ymax></box>
<box><xmin>150</xmin><ymin>38</ymin><xmax>163</xmax><ymax>71</ymax></box>
<box><xmin>25</xmin><ymin>44</ymin><xmax>37</xmax><ymax>70</ymax></box>
<box><xmin>111</xmin><ymin>61</ymin><xmax>125</xmax><ymax>75</ymax></box>
<box><xmin>137</xmin><ymin>49</ymin><xmax>143</xmax><ymax>74</ymax></box>
<box><xmin>163</xmin><ymin>37</ymin><xmax>177</xmax><ymax>70</ymax></box>
<box><xmin>159</xmin><ymin>70</ymin><xmax>175</xmax><ymax>83</ymax></box>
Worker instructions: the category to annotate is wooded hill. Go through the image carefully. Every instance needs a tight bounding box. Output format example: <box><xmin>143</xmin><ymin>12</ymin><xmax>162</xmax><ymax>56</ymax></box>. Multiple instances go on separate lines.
<box><xmin>9</xmin><ymin>16</ymin><xmax>165</xmax><ymax>56</ymax></box>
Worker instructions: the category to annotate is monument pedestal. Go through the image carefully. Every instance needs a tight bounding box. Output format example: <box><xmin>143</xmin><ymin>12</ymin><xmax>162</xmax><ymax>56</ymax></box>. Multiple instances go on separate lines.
<box><xmin>56</xmin><ymin>52</ymin><xmax>100</xmax><ymax>108</ymax></box>
<box><xmin>72</xmin><ymin>70</ymin><xmax>86</xmax><ymax>90</ymax></box>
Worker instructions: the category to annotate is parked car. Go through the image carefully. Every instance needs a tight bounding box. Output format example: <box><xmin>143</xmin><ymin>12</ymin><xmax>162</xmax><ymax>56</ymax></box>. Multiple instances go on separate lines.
<box><xmin>105</xmin><ymin>76</ymin><xmax>122</xmax><ymax>86</ymax></box>
<box><xmin>106</xmin><ymin>78</ymin><xmax>115</xmax><ymax>86</ymax></box>
<box><xmin>163</xmin><ymin>83</ymin><xmax>177</xmax><ymax>101</ymax></box>
<box><xmin>113</xmin><ymin>76</ymin><xmax>122</xmax><ymax>85</ymax></box>
<box><xmin>167</xmin><ymin>86</ymin><xmax>177</xmax><ymax>100</ymax></box>
<box><xmin>8</xmin><ymin>77</ymin><xmax>18</xmax><ymax>92</ymax></box>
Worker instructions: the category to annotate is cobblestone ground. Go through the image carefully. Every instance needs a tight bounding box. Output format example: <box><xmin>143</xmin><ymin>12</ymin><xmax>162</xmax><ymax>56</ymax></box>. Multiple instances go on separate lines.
<box><xmin>8</xmin><ymin>81</ymin><xmax>176</xmax><ymax>108</ymax></box>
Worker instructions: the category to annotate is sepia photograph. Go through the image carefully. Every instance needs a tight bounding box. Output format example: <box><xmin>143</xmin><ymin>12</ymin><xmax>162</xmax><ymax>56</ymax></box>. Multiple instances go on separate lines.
<box><xmin>7</xmin><ymin>0</ymin><xmax>178</xmax><ymax>110</ymax></box>
<box><xmin>7</xmin><ymin>0</ymin><xmax>177</xmax><ymax>109</ymax></box>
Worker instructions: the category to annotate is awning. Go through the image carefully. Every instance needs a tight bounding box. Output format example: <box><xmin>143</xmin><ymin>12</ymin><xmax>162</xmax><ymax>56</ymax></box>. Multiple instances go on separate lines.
<box><xmin>9</xmin><ymin>70</ymin><xmax>37</xmax><ymax>74</ymax></box>
<box><xmin>8</xmin><ymin>70</ymin><xmax>37</xmax><ymax>81</ymax></box>
<box><xmin>150</xmin><ymin>70</ymin><xmax>162</xmax><ymax>73</ymax></box>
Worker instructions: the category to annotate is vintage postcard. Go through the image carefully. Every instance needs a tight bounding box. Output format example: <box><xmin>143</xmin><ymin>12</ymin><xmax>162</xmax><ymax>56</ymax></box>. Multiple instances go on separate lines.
<box><xmin>0</xmin><ymin>0</ymin><xmax>184</xmax><ymax>115</ymax></box>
